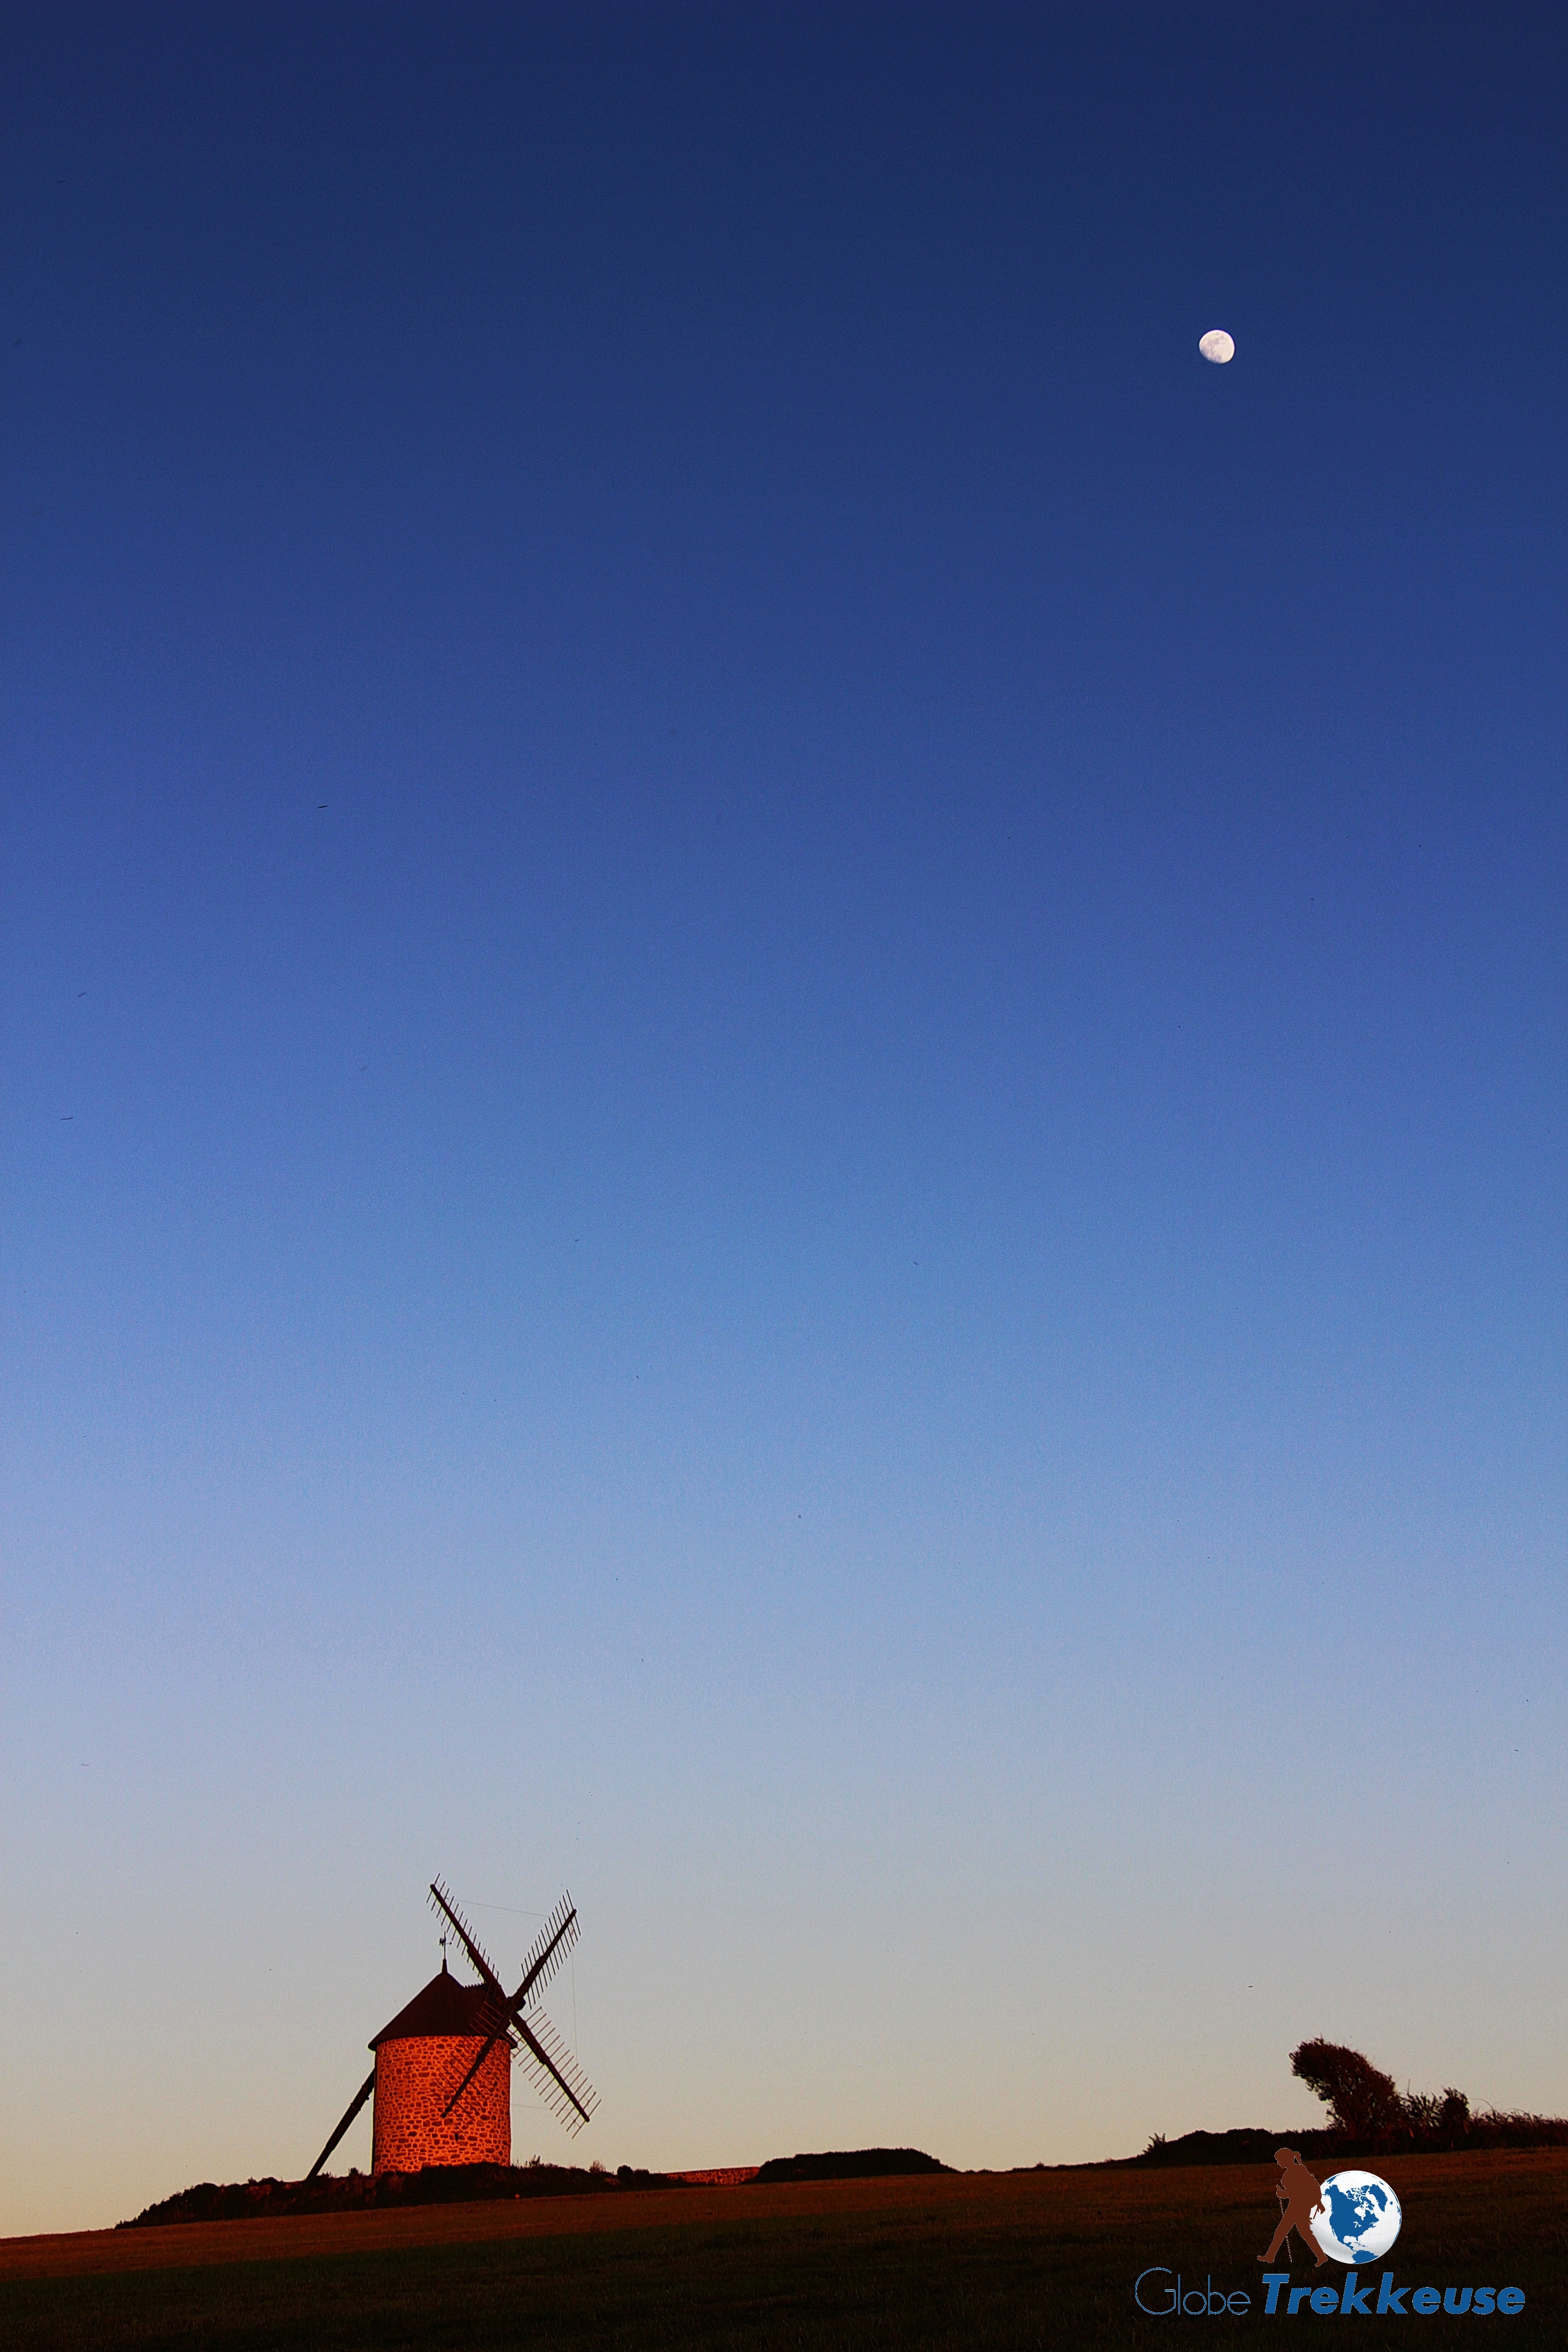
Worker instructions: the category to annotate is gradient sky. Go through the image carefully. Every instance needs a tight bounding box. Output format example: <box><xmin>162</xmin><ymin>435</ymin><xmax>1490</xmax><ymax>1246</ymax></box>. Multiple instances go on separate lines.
<box><xmin>3</xmin><ymin>3</ymin><xmax>1563</xmax><ymax>2234</ymax></box>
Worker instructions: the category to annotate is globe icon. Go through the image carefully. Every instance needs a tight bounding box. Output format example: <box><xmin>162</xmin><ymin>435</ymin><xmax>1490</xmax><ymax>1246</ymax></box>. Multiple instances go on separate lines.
<box><xmin>1309</xmin><ymin>2171</ymin><xmax>1402</xmax><ymax>2265</ymax></box>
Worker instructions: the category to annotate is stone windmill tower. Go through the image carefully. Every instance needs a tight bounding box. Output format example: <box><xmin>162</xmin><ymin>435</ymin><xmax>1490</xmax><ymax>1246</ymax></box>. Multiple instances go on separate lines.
<box><xmin>307</xmin><ymin>1880</ymin><xmax>596</xmax><ymax>2178</ymax></box>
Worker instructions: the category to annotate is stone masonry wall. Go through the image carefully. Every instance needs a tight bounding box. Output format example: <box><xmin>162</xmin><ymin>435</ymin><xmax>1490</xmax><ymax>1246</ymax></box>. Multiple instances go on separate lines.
<box><xmin>372</xmin><ymin>2035</ymin><xmax>511</xmax><ymax>2173</ymax></box>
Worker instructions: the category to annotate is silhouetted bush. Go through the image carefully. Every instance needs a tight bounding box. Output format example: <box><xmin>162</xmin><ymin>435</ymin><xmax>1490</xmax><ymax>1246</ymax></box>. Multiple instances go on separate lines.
<box><xmin>1289</xmin><ymin>2039</ymin><xmax>1568</xmax><ymax>2155</ymax></box>
<box><xmin>1289</xmin><ymin>2039</ymin><xmax>1405</xmax><ymax>2139</ymax></box>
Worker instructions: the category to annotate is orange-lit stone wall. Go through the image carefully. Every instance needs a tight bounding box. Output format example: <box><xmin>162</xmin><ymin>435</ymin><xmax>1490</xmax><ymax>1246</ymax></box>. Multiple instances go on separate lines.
<box><xmin>371</xmin><ymin>2035</ymin><xmax>511</xmax><ymax>2173</ymax></box>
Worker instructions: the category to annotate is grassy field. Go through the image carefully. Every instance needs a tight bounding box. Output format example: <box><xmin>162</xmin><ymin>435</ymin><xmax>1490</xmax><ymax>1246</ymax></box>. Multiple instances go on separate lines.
<box><xmin>3</xmin><ymin>2152</ymin><xmax>1562</xmax><ymax>2349</ymax></box>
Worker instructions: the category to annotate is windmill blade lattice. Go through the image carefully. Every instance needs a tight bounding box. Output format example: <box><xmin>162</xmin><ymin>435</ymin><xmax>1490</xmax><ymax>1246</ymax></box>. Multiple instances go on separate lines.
<box><xmin>514</xmin><ymin>2009</ymin><xmax>598</xmax><ymax>2135</ymax></box>
<box><xmin>516</xmin><ymin>1894</ymin><xmax>579</xmax><ymax>2006</ymax></box>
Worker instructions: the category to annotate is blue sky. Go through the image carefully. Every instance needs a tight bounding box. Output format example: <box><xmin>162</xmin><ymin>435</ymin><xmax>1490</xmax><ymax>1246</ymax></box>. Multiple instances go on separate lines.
<box><xmin>2</xmin><ymin>3</ymin><xmax>1563</xmax><ymax>2230</ymax></box>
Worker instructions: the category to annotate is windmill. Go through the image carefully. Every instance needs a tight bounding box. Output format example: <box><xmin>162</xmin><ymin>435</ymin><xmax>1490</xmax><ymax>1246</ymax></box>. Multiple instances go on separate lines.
<box><xmin>306</xmin><ymin>1879</ymin><xmax>597</xmax><ymax>2179</ymax></box>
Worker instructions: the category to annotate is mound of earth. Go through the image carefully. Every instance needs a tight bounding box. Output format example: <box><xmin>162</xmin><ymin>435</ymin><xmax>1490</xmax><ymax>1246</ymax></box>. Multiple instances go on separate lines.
<box><xmin>121</xmin><ymin>2161</ymin><xmax>669</xmax><ymax>2228</ymax></box>
<box><xmin>1116</xmin><ymin>2129</ymin><xmax>1301</xmax><ymax>2169</ymax></box>
<box><xmin>751</xmin><ymin>2148</ymin><xmax>949</xmax><ymax>2184</ymax></box>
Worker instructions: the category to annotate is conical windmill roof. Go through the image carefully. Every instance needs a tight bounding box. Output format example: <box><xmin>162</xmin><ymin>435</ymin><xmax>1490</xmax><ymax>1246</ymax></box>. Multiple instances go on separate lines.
<box><xmin>370</xmin><ymin>1964</ymin><xmax>493</xmax><ymax>2048</ymax></box>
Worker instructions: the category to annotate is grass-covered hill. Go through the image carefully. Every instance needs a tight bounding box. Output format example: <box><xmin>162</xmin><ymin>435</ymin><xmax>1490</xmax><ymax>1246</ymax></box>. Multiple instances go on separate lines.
<box><xmin>120</xmin><ymin>2149</ymin><xmax>951</xmax><ymax>2228</ymax></box>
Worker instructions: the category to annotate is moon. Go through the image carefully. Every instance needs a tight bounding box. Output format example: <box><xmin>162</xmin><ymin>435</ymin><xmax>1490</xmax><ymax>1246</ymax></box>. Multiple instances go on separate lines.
<box><xmin>1199</xmin><ymin>328</ymin><xmax>1235</xmax><ymax>364</ymax></box>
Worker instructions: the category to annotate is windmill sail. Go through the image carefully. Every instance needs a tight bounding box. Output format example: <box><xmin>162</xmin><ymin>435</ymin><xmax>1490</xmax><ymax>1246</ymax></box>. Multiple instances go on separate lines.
<box><xmin>428</xmin><ymin>1879</ymin><xmax>504</xmax><ymax>1994</ymax></box>
<box><xmin>514</xmin><ymin>2009</ymin><xmax>597</xmax><ymax>2133</ymax></box>
<box><xmin>516</xmin><ymin>1896</ymin><xmax>578</xmax><ymax>2006</ymax></box>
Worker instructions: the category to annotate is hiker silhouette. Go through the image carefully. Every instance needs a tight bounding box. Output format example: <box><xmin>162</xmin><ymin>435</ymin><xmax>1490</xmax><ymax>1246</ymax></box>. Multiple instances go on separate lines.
<box><xmin>1259</xmin><ymin>2147</ymin><xmax>1328</xmax><ymax>2267</ymax></box>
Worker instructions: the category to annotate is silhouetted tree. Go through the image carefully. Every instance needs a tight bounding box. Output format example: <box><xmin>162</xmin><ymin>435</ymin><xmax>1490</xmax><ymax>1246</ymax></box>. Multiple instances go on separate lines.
<box><xmin>1289</xmin><ymin>2039</ymin><xmax>1405</xmax><ymax>2139</ymax></box>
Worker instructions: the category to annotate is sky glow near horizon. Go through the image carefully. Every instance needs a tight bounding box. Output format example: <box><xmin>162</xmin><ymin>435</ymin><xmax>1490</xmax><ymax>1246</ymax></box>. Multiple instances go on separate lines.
<box><xmin>2</xmin><ymin>3</ymin><xmax>1564</xmax><ymax>2234</ymax></box>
